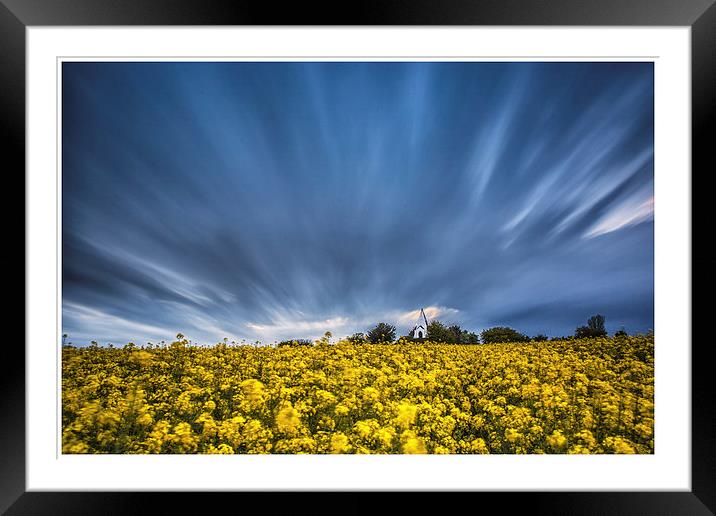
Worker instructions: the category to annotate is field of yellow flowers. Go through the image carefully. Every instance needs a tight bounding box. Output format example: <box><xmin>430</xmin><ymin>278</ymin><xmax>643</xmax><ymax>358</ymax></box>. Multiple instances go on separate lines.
<box><xmin>62</xmin><ymin>336</ymin><xmax>654</xmax><ymax>454</ymax></box>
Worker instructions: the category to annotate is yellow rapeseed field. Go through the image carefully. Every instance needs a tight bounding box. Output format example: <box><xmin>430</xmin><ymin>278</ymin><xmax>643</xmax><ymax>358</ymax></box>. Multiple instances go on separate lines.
<box><xmin>62</xmin><ymin>336</ymin><xmax>654</xmax><ymax>454</ymax></box>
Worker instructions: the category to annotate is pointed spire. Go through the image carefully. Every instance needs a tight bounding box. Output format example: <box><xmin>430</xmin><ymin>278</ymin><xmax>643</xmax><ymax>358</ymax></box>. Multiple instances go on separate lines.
<box><xmin>412</xmin><ymin>308</ymin><xmax>429</xmax><ymax>340</ymax></box>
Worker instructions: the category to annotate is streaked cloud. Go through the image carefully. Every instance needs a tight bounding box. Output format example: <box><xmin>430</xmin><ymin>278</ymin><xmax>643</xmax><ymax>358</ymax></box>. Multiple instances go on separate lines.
<box><xmin>245</xmin><ymin>316</ymin><xmax>352</xmax><ymax>338</ymax></box>
<box><xmin>62</xmin><ymin>62</ymin><xmax>654</xmax><ymax>345</ymax></box>
<box><xmin>393</xmin><ymin>307</ymin><xmax>460</xmax><ymax>327</ymax></box>
<box><xmin>585</xmin><ymin>196</ymin><xmax>654</xmax><ymax>238</ymax></box>
<box><xmin>63</xmin><ymin>302</ymin><xmax>176</xmax><ymax>345</ymax></box>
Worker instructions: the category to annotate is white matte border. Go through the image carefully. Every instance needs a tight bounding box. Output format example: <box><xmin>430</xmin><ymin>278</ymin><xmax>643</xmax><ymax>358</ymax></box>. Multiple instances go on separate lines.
<box><xmin>26</xmin><ymin>27</ymin><xmax>690</xmax><ymax>491</ymax></box>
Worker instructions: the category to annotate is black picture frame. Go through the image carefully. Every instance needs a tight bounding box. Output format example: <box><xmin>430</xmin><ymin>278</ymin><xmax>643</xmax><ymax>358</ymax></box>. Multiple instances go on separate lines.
<box><xmin>4</xmin><ymin>0</ymin><xmax>713</xmax><ymax>513</ymax></box>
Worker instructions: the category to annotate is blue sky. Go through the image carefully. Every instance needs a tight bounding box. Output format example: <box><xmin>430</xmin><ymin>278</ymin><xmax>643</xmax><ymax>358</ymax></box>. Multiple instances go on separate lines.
<box><xmin>62</xmin><ymin>62</ymin><xmax>653</xmax><ymax>345</ymax></box>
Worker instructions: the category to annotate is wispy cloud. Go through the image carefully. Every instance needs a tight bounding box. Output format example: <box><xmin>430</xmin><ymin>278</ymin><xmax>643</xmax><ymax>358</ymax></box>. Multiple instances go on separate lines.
<box><xmin>62</xmin><ymin>62</ymin><xmax>654</xmax><ymax>344</ymax></box>
<box><xmin>585</xmin><ymin>196</ymin><xmax>654</xmax><ymax>238</ymax></box>
<box><xmin>392</xmin><ymin>306</ymin><xmax>460</xmax><ymax>327</ymax></box>
<box><xmin>63</xmin><ymin>302</ymin><xmax>176</xmax><ymax>344</ymax></box>
<box><xmin>245</xmin><ymin>316</ymin><xmax>352</xmax><ymax>339</ymax></box>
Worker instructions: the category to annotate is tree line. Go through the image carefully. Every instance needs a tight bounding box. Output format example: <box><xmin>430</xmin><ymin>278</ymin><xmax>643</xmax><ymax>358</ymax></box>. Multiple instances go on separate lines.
<box><xmin>66</xmin><ymin>313</ymin><xmax>635</xmax><ymax>348</ymax></box>
<box><xmin>278</xmin><ymin>313</ymin><xmax>633</xmax><ymax>346</ymax></box>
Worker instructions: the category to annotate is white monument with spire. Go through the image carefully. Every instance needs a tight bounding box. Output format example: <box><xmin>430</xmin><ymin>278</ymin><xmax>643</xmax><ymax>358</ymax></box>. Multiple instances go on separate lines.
<box><xmin>412</xmin><ymin>308</ymin><xmax>429</xmax><ymax>339</ymax></box>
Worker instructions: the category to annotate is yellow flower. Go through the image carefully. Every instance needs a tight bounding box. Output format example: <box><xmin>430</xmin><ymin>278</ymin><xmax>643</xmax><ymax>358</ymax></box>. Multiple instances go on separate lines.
<box><xmin>136</xmin><ymin>412</ymin><xmax>153</xmax><ymax>427</ymax></box>
<box><xmin>276</xmin><ymin>405</ymin><xmax>301</xmax><ymax>435</ymax></box>
<box><xmin>206</xmin><ymin>443</ymin><xmax>235</xmax><ymax>454</ymax></box>
<box><xmin>504</xmin><ymin>428</ymin><xmax>522</xmax><ymax>443</ymax></box>
<box><xmin>546</xmin><ymin>430</ymin><xmax>568</xmax><ymax>452</ymax></box>
<box><xmin>61</xmin><ymin>335</ymin><xmax>654</xmax><ymax>455</ymax></box>
<box><xmin>361</xmin><ymin>387</ymin><xmax>380</xmax><ymax>403</ymax></box>
<box><xmin>353</xmin><ymin>420</ymin><xmax>377</xmax><ymax>439</ymax></box>
<box><xmin>376</xmin><ymin>427</ymin><xmax>396</xmax><ymax>449</ymax></box>
<box><xmin>603</xmin><ymin>436</ymin><xmax>636</xmax><ymax>454</ymax></box>
<box><xmin>401</xmin><ymin>431</ymin><xmax>427</xmax><ymax>454</ymax></box>
<box><xmin>334</xmin><ymin>404</ymin><xmax>350</xmax><ymax>417</ymax></box>
<box><xmin>395</xmin><ymin>402</ymin><xmax>418</xmax><ymax>429</ymax></box>
<box><xmin>469</xmin><ymin>438</ymin><xmax>489</xmax><ymax>454</ymax></box>
<box><xmin>330</xmin><ymin>433</ymin><xmax>351</xmax><ymax>453</ymax></box>
<box><xmin>240</xmin><ymin>379</ymin><xmax>265</xmax><ymax>403</ymax></box>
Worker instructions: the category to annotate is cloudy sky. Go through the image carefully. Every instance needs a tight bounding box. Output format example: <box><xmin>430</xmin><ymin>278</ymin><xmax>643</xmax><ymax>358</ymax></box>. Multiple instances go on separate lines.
<box><xmin>62</xmin><ymin>61</ymin><xmax>653</xmax><ymax>346</ymax></box>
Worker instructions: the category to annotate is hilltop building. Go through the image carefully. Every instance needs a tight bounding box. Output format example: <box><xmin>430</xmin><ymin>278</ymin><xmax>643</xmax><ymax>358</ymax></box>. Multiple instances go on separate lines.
<box><xmin>412</xmin><ymin>308</ymin><xmax>429</xmax><ymax>339</ymax></box>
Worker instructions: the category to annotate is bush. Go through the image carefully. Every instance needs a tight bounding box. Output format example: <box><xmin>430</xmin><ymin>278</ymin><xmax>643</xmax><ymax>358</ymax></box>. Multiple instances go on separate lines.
<box><xmin>481</xmin><ymin>327</ymin><xmax>529</xmax><ymax>343</ymax></box>
<box><xmin>425</xmin><ymin>321</ymin><xmax>456</xmax><ymax>343</ymax></box>
<box><xmin>277</xmin><ymin>339</ymin><xmax>314</xmax><ymax>347</ymax></box>
<box><xmin>459</xmin><ymin>330</ymin><xmax>480</xmax><ymax>344</ymax></box>
<box><xmin>346</xmin><ymin>332</ymin><xmax>368</xmax><ymax>344</ymax></box>
<box><xmin>366</xmin><ymin>323</ymin><xmax>397</xmax><ymax>343</ymax></box>
<box><xmin>575</xmin><ymin>314</ymin><xmax>608</xmax><ymax>339</ymax></box>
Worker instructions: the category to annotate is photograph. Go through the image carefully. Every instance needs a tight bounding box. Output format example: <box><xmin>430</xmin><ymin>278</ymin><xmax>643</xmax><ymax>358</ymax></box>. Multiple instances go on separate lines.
<box><xmin>4</xmin><ymin>0</ymin><xmax>709</xmax><ymax>506</ymax></box>
<box><xmin>60</xmin><ymin>60</ymin><xmax>655</xmax><ymax>455</ymax></box>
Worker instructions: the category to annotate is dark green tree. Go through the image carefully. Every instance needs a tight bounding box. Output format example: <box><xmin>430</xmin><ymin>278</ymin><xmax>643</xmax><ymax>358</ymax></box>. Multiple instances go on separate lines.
<box><xmin>614</xmin><ymin>327</ymin><xmax>628</xmax><ymax>338</ymax></box>
<box><xmin>575</xmin><ymin>314</ymin><xmax>608</xmax><ymax>338</ymax></box>
<box><xmin>481</xmin><ymin>326</ymin><xmax>529</xmax><ymax>343</ymax></box>
<box><xmin>459</xmin><ymin>330</ymin><xmax>480</xmax><ymax>344</ymax></box>
<box><xmin>426</xmin><ymin>321</ymin><xmax>456</xmax><ymax>343</ymax></box>
<box><xmin>405</xmin><ymin>322</ymin><xmax>478</xmax><ymax>344</ymax></box>
<box><xmin>346</xmin><ymin>332</ymin><xmax>368</xmax><ymax>344</ymax></box>
<box><xmin>448</xmin><ymin>324</ymin><xmax>463</xmax><ymax>342</ymax></box>
<box><xmin>366</xmin><ymin>322</ymin><xmax>397</xmax><ymax>343</ymax></box>
<box><xmin>316</xmin><ymin>331</ymin><xmax>333</xmax><ymax>346</ymax></box>
<box><xmin>277</xmin><ymin>338</ymin><xmax>314</xmax><ymax>347</ymax></box>
<box><xmin>550</xmin><ymin>335</ymin><xmax>573</xmax><ymax>341</ymax></box>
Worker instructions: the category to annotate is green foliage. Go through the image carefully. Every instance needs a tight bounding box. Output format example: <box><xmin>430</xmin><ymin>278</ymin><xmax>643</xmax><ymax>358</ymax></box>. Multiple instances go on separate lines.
<box><xmin>575</xmin><ymin>314</ymin><xmax>608</xmax><ymax>338</ymax></box>
<box><xmin>277</xmin><ymin>339</ymin><xmax>314</xmax><ymax>347</ymax></box>
<box><xmin>459</xmin><ymin>330</ymin><xmax>480</xmax><ymax>344</ymax></box>
<box><xmin>316</xmin><ymin>331</ymin><xmax>333</xmax><ymax>346</ymax></box>
<box><xmin>426</xmin><ymin>321</ymin><xmax>455</xmax><ymax>343</ymax></box>
<box><xmin>366</xmin><ymin>322</ymin><xmax>397</xmax><ymax>343</ymax></box>
<box><xmin>346</xmin><ymin>332</ymin><xmax>368</xmax><ymax>344</ymax></box>
<box><xmin>408</xmin><ymin>321</ymin><xmax>479</xmax><ymax>344</ymax></box>
<box><xmin>532</xmin><ymin>334</ymin><xmax>549</xmax><ymax>342</ymax></box>
<box><xmin>481</xmin><ymin>326</ymin><xmax>529</xmax><ymax>344</ymax></box>
<box><xmin>405</xmin><ymin>321</ymin><xmax>479</xmax><ymax>344</ymax></box>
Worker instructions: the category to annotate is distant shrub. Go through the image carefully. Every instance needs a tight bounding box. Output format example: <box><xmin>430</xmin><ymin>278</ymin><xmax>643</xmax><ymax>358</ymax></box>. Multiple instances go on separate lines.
<box><xmin>277</xmin><ymin>339</ymin><xmax>314</xmax><ymax>347</ymax></box>
<box><xmin>366</xmin><ymin>323</ymin><xmax>397</xmax><ymax>343</ymax></box>
<box><xmin>425</xmin><ymin>321</ymin><xmax>455</xmax><ymax>343</ymax></box>
<box><xmin>481</xmin><ymin>327</ymin><xmax>529</xmax><ymax>344</ymax></box>
<box><xmin>413</xmin><ymin>321</ymin><xmax>480</xmax><ymax>344</ymax></box>
<box><xmin>346</xmin><ymin>332</ymin><xmax>368</xmax><ymax>344</ymax></box>
<box><xmin>459</xmin><ymin>330</ymin><xmax>480</xmax><ymax>344</ymax></box>
<box><xmin>575</xmin><ymin>314</ymin><xmax>608</xmax><ymax>338</ymax></box>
